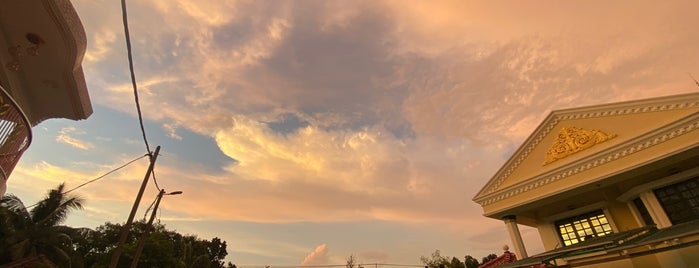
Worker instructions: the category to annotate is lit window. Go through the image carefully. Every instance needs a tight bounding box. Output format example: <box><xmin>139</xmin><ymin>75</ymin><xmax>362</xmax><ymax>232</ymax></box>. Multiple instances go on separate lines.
<box><xmin>555</xmin><ymin>210</ymin><xmax>613</xmax><ymax>246</ymax></box>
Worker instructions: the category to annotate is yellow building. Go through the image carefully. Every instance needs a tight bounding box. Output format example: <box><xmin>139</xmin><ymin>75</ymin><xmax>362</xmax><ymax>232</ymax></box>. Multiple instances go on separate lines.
<box><xmin>473</xmin><ymin>93</ymin><xmax>699</xmax><ymax>267</ymax></box>
<box><xmin>0</xmin><ymin>0</ymin><xmax>92</xmax><ymax>195</ymax></box>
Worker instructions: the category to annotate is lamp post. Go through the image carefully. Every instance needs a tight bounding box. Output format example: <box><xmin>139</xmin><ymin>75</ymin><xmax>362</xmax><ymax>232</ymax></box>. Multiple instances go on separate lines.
<box><xmin>130</xmin><ymin>189</ymin><xmax>182</xmax><ymax>268</ymax></box>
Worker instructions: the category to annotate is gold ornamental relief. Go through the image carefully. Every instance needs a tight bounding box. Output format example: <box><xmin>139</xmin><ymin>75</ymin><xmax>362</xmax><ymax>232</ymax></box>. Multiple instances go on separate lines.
<box><xmin>544</xmin><ymin>127</ymin><xmax>617</xmax><ymax>165</ymax></box>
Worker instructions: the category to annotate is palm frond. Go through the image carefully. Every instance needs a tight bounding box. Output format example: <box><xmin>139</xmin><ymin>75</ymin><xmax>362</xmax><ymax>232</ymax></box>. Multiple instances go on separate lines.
<box><xmin>1</xmin><ymin>194</ymin><xmax>31</xmax><ymax>220</ymax></box>
<box><xmin>33</xmin><ymin>183</ymin><xmax>85</xmax><ymax>226</ymax></box>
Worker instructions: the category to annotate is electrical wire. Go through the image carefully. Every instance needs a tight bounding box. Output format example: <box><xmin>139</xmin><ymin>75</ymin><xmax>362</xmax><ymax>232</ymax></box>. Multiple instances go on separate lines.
<box><xmin>25</xmin><ymin>154</ymin><xmax>149</xmax><ymax>208</ymax></box>
<box><xmin>142</xmin><ymin>192</ymin><xmax>159</xmax><ymax>220</ymax></box>
<box><xmin>689</xmin><ymin>73</ymin><xmax>699</xmax><ymax>87</ymax></box>
<box><xmin>65</xmin><ymin>154</ymin><xmax>149</xmax><ymax>194</ymax></box>
<box><xmin>120</xmin><ymin>0</ymin><xmax>151</xmax><ymax>154</ymax></box>
<box><xmin>150</xmin><ymin>165</ymin><xmax>161</xmax><ymax>191</ymax></box>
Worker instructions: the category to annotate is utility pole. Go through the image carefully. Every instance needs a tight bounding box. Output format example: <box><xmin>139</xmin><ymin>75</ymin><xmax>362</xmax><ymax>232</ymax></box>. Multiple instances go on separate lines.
<box><xmin>109</xmin><ymin>146</ymin><xmax>160</xmax><ymax>268</ymax></box>
<box><xmin>130</xmin><ymin>189</ymin><xmax>164</xmax><ymax>268</ymax></box>
<box><xmin>130</xmin><ymin>189</ymin><xmax>182</xmax><ymax>268</ymax></box>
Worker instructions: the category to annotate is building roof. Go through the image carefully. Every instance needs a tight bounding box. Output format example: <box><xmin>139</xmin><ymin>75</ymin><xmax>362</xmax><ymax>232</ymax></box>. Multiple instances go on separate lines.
<box><xmin>0</xmin><ymin>0</ymin><xmax>92</xmax><ymax>126</ymax></box>
<box><xmin>473</xmin><ymin>93</ymin><xmax>699</xmax><ymax>220</ymax></box>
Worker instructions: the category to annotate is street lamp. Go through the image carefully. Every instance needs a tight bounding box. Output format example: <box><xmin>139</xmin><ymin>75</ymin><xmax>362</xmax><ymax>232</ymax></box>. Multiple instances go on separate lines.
<box><xmin>130</xmin><ymin>189</ymin><xmax>183</xmax><ymax>268</ymax></box>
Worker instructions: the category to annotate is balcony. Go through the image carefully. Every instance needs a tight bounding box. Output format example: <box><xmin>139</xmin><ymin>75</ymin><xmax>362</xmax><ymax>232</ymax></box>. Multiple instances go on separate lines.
<box><xmin>0</xmin><ymin>84</ymin><xmax>32</xmax><ymax>183</ymax></box>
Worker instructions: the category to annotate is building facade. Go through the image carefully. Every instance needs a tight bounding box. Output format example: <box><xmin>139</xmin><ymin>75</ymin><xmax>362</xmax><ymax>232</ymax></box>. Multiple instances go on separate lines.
<box><xmin>0</xmin><ymin>0</ymin><xmax>92</xmax><ymax>195</ymax></box>
<box><xmin>474</xmin><ymin>93</ymin><xmax>699</xmax><ymax>267</ymax></box>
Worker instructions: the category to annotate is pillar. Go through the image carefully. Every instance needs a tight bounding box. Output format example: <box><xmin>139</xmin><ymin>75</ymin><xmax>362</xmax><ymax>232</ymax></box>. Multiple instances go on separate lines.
<box><xmin>503</xmin><ymin>215</ymin><xmax>528</xmax><ymax>259</ymax></box>
<box><xmin>639</xmin><ymin>191</ymin><xmax>672</xmax><ymax>228</ymax></box>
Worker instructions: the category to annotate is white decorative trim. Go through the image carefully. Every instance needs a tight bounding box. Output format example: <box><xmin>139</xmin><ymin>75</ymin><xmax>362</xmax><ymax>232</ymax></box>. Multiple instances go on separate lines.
<box><xmin>477</xmin><ymin>114</ymin><xmax>699</xmax><ymax>206</ymax></box>
<box><xmin>480</xmin><ymin>99</ymin><xmax>699</xmax><ymax>198</ymax></box>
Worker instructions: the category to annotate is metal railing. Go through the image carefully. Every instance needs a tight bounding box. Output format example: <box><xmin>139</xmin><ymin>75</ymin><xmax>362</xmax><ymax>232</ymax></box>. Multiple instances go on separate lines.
<box><xmin>0</xmin><ymin>85</ymin><xmax>32</xmax><ymax>181</ymax></box>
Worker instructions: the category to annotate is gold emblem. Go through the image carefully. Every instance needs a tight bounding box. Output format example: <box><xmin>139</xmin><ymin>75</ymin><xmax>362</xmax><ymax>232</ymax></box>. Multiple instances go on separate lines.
<box><xmin>544</xmin><ymin>127</ymin><xmax>616</xmax><ymax>165</ymax></box>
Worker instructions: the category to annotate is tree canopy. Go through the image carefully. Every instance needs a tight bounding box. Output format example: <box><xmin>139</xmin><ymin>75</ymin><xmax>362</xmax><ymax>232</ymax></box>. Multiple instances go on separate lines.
<box><xmin>73</xmin><ymin>221</ymin><xmax>230</xmax><ymax>268</ymax></box>
<box><xmin>0</xmin><ymin>183</ymin><xmax>84</xmax><ymax>267</ymax></box>
<box><xmin>420</xmin><ymin>250</ymin><xmax>498</xmax><ymax>268</ymax></box>
<box><xmin>1</xmin><ymin>185</ymin><xmax>233</xmax><ymax>268</ymax></box>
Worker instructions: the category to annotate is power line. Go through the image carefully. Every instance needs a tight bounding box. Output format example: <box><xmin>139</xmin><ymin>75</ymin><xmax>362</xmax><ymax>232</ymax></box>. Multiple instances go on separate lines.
<box><xmin>151</xmin><ymin>164</ymin><xmax>161</xmax><ymax>191</ymax></box>
<box><xmin>142</xmin><ymin>191</ymin><xmax>159</xmax><ymax>220</ymax></box>
<box><xmin>689</xmin><ymin>72</ymin><xmax>699</xmax><ymax>88</ymax></box>
<box><xmin>25</xmin><ymin>154</ymin><xmax>149</xmax><ymax>208</ymax></box>
<box><xmin>120</xmin><ymin>0</ymin><xmax>151</xmax><ymax>154</ymax></box>
<box><xmin>65</xmin><ymin>154</ymin><xmax>149</xmax><ymax>194</ymax></box>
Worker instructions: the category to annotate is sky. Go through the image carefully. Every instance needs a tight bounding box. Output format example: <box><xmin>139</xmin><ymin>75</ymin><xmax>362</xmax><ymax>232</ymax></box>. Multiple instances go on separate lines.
<box><xmin>6</xmin><ymin>0</ymin><xmax>699</xmax><ymax>266</ymax></box>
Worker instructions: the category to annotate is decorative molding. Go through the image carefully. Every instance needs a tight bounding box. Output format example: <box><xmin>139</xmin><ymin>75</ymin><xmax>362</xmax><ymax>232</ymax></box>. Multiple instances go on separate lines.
<box><xmin>477</xmin><ymin>114</ymin><xmax>699</xmax><ymax>206</ymax></box>
<box><xmin>544</xmin><ymin>127</ymin><xmax>616</xmax><ymax>165</ymax></box>
<box><xmin>477</xmin><ymin>98</ymin><xmax>699</xmax><ymax>198</ymax></box>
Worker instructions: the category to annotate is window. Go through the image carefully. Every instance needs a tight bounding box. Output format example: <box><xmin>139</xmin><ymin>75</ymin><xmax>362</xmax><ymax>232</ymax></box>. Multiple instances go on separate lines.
<box><xmin>632</xmin><ymin>197</ymin><xmax>655</xmax><ymax>226</ymax></box>
<box><xmin>555</xmin><ymin>210</ymin><xmax>613</xmax><ymax>246</ymax></box>
<box><xmin>654</xmin><ymin>176</ymin><xmax>699</xmax><ymax>224</ymax></box>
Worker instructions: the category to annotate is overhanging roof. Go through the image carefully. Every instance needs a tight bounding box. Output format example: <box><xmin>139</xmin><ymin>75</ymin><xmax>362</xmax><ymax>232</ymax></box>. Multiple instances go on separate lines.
<box><xmin>0</xmin><ymin>0</ymin><xmax>92</xmax><ymax>126</ymax></box>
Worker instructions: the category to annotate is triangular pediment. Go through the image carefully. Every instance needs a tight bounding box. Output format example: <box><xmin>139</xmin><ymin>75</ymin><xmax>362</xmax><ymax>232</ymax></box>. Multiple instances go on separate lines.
<box><xmin>473</xmin><ymin>93</ymin><xmax>699</xmax><ymax>210</ymax></box>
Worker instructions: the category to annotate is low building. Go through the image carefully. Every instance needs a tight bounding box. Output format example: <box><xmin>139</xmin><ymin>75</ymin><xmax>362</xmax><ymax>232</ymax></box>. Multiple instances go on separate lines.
<box><xmin>0</xmin><ymin>0</ymin><xmax>92</xmax><ymax>195</ymax></box>
<box><xmin>473</xmin><ymin>93</ymin><xmax>699</xmax><ymax>267</ymax></box>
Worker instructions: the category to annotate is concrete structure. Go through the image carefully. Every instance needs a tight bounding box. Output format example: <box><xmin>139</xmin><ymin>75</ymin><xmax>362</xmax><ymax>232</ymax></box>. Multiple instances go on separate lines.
<box><xmin>474</xmin><ymin>93</ymin><xmax>699</xmax><ymax>267</ymax></box>
<box><xmin>0</xmin><ymin>0</ymin><xmax>92</xmax><ymax>195</ymax></box>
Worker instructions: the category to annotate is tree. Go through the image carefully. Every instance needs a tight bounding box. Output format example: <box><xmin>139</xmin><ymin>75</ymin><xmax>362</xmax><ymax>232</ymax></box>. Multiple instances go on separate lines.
<box><xmin>449</xmin><ymin>257</ymin><xmax>464</xmax><ymax>268</ymax></box>
<box><xmin>0</xmin><ymin>183</ymin><xmax>84</xmax><ymax>267</ymax></box>
<box><xmin>420</xmin><ymin>250</ymin><xmax>449</xmax><ymax>268</ymax></box>
<box><xmin>73</xmin><ymin>221</ymin><xmax>231</xmax><ymax>268</ymax></box>
<box><xmin>420</xmin><ymin>251</ymin><xmax>467</xmax><ymax>268</ymax></box>
<box><xmin>464</xmin><ymin>255</ymin><xmax>479</xmax><ymax>268</ymax></box>
<box><xmin>481</xmin><ymin>254</ymin><xmax>498</xmax><ymax>264</ymax></box>
<box><xmin>346</xmin><ymin>254</ymin><xmax>357</xmax><ymax>268</ymax></box>
<box><xmin>206</xmin><ymin>237</ymin><xmax>228</xmax><ymax>267</ymax></box>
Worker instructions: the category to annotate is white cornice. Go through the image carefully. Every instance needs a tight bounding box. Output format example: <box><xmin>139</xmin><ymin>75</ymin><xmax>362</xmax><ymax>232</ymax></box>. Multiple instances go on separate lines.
<box><xmin>475</xmin><ymin>112</ymin><xmax>699</xmax><ymax>206</ymax></box>
<box><xmin>474</xmin><ymin>93</ymin><xmax>699</xmax><ymax>204</ymax></box>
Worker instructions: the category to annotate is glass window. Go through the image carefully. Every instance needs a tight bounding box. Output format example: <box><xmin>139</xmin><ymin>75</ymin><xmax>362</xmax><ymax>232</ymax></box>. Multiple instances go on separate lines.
<box><xmin>654</xmin><ymin>176</ymin><xmax>699</xmax><ymax>224</ymax></box>
<box><xmin>555</xmin><ymin>210</ymin><xmax>613</xmax><ymax>246</ymax></box>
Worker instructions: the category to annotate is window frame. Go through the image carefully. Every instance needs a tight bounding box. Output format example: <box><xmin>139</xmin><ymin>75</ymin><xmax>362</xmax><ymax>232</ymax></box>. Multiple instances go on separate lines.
<box><xmin>618</xmin><ymin>166</ymin><xmax>699</xmax><ymax>228</ymax></box>
<box><xmin>554</xmin><ymin>209</ymin><xmax>614</xmax><ymax>246</ymax></box>
<box><xmin>653</xmin><ymin>175</ymin><xmax>699</xmax><ymax>225</ymax></box>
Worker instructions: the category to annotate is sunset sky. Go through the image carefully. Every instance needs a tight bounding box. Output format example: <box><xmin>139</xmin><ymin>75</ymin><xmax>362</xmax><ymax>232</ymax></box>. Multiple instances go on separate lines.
<box><xmin>7</xmin><ymin>0</ymin><xmax>699</xmax><ymax>266</ymax></box>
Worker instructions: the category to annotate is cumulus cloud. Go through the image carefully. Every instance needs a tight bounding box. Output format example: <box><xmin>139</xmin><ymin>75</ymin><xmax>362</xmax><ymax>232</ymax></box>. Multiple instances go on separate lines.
<box><xmin>71</xmin><ymin>0</ymin><xmax>699</xmax><ymax>218</ymax></box>
<box><xmin>64</xmin><ymin>0</ymin><xmax>699</xmax><ymax>262</ymax></box>
<box><xmin>301</xmin><ymin>244</ymin><xmax>331</xmax><ymax>266</ymax></box>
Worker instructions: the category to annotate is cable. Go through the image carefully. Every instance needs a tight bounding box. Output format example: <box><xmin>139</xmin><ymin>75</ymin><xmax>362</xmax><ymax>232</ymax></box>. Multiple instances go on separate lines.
<box><xmin>65</xmin><ymin>154</ymin><xmax>149</xmax><ymax>194</ymax></box>
<box><xmin>150</xmin><ymin>165</ymin><xmax>161</xmax><ymax>191</ymax></box>
<box><xmin>120</xmin><ymin>0</ymin><xmax>151</xmax><ymax>154</ymax></box>
<box><xmin>143</xmin><ymin>193</ymin><xmax>158</xmax><ymax>220</ymax></box>
<box><xmin>689</xmin><ymin>73</ymin><xmax>699</xmax><ymax>88</ymax></box>
<box><xmin>26</xmin><ymin>154</ymin><xmax>149</xmax><ymax>208</ymax></box>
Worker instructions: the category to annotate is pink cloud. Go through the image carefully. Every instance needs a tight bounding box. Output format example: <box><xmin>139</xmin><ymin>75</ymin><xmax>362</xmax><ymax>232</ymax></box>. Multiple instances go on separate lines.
<box><xmin>301</xmin><ymin>244</ymin><xmax>331</xmax><ymax>265</ymax></box>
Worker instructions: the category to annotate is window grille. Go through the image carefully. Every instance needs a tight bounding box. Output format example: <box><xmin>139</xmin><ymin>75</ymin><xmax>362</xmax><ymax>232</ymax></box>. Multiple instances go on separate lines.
<box><xmin>555</xmin><ymin>210</ymin><xmax>613</xmax><ymax>246</ymax></box>
<box><xmin>654</xmin><ymin>176</ymin><xmax>699</xmax><ymax>225</ymax></box>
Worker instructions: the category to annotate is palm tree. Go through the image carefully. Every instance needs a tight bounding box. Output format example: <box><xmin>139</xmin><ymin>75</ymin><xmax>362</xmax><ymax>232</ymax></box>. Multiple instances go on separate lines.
<box><xmin>0</xmin><ymin>183</ymin><xmax>84</xmax><ymax>267</ymax></box>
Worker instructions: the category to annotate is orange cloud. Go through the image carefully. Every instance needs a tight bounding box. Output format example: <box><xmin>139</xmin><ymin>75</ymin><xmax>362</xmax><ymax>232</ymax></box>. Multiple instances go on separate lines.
<box><xmin>301</xmin><ymin>244</ymin><xmax>331</xmax><ymax>266</ymax></box>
